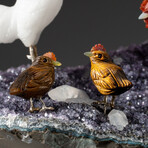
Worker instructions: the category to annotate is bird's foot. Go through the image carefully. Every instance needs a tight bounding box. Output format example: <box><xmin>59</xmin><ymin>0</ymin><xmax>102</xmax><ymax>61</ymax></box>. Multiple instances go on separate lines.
<box><xmin>93</xmin><ymin>101</ymin><xmax>110</xmax><ymax>106</ymax></box>
<box><xmin>91</xmin><ymin>101</ymin><xmax>110</xmax><ymax>114</ymax></box>
<box><xmin>29</xmin><ymin>107</ymin><xmax>40</xmax><ymax>113</ymax></box>
<box><xmin>110</xmin><ymin>102</ymin><xmax>115</xmax><ymax>108</ymax></box>
<box><xmin>39</xmin><ymin>106</ymin><xmax>54</xmax><ymax>112</ymax></box>
<box><xmin>26</xmin><ymin>55</ymin><xmax>32</xmax><ymax>60</ymax></box>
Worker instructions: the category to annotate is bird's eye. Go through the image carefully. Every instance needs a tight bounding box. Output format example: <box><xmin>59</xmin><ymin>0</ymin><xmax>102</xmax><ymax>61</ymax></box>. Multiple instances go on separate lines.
<box><xmin>43</xmin><ymin>58</ymin><xmax>48</xmax><ymax>63</ymax></box>
<box><xmin>98</xmin><ymin>54</ymin><xmax>102</xmax><ymax>58</ymax></box>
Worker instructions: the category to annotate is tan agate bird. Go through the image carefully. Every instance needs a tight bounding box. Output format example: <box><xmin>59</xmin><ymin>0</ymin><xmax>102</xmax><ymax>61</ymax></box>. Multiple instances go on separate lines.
<box><xmin>9</xmin><ymin>52</ymin><xmax>61</xmax><ymax>112</ymax></box>
<box><xmin>84</xmin><ymin>44</ymin><xmax>133</xmax><ymax>113</ymax></box>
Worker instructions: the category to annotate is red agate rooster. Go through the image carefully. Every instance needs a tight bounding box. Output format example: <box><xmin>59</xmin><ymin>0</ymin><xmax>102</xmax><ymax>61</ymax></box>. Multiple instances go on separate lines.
<box><xmin>139</xmin><ymin>0</ymin><xmax>148</xmax><ymax>28</ymax></box>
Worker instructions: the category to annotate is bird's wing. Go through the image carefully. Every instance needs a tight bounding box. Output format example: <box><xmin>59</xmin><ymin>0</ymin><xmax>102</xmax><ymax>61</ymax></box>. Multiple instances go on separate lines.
<box><xmin>91</xmin><ymin>68</ymin><xmax>117</xmax><ymax>90</ymax></box>
<box><xmin>107</xmin><ymin>65</ymin><xmax>132</xmax><ymax>88</ymax></box>
<box><xmin>23</xmin><ymin>67</ymin><xmax>54</xmax><ymax>93</ymax></box>
<box><xmin>9</xmin><ymin>69</ymin><xmax>30</xmax><ymax>95</ymax></box>
<box><xmin>0</xmin><ymin>5</ymin><xmax>17</xmax><ymax>43</ymax></box>
<box><xmin>27</xmin><ymin>67</ymin><xmax>53</xmax><ymax>86</ymax></box>
<box><xmin>10</xmin><ymin>67</ymin><xmax>54</xmax><ymax>95</ymax></box>
<box><xmin>91</xmin><ymin>64</ymin><xmax>132</xmax><ymax>91</ymax></box>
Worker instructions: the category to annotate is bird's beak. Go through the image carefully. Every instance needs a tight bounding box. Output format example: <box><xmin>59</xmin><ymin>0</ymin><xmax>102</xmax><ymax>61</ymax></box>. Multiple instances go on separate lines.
<box><xmin>52</xmin><ymin>60</ymin><xmax>62</xmax><ymax>66</ymax></box>
<box><xmin>84</xmin><ymin>52</ymin><xmax>93</xmax><ymax>57</ymax></box>
<box><xmin>139</xmin><ymin>12</ymin><xmax>148</xmax><ymax>20</ymax></box>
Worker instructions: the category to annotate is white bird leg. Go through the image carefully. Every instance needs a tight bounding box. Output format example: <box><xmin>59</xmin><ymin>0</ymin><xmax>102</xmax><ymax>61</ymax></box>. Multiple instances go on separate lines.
<box><xmin>27</xmin><ymin>45</ymin><xmax>38</xmax><ymax>63</ymax></box>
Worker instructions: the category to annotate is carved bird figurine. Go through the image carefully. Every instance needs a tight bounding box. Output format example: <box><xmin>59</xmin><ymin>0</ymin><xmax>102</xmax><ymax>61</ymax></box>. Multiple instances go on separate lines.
<box><xmin>9</xmin><ymin>52</ymin><xmax>61</xmax><ymax>112</ymax></box>
<box><xmin>139</xmin><ymin>0</ymin><xmax>148</xmax><ymax>28</ymax></box>
<box><xmin>0</xmin><ymin>0</ymin><xmax>63</xmax><ymax>62</ymax></box>
<box><xmin>84</xmin><ymin>44</ymin><xmax>133</xmax><ymax>113</ymax></box>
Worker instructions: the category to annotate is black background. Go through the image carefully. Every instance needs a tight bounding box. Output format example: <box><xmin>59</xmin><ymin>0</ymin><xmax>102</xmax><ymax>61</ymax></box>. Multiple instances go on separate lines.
<box><xmin>0</xmin><ymin>0</ymin><xmax>147</xmax><ymax>70</ymax></box>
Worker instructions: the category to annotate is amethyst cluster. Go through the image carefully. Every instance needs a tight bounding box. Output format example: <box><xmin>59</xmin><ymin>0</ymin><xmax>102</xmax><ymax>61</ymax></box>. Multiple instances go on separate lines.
<box><xmin>0</xmin><ymin>42</ymin><xmax>148</xmax><ymax>147</ymax></box>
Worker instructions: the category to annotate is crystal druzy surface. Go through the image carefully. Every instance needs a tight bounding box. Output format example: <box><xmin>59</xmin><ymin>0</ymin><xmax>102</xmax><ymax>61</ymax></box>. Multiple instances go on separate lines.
<box><xmin>0</xmin><ymin>42</ymin><xmax>148</xmax><ymax>147</ymax></box>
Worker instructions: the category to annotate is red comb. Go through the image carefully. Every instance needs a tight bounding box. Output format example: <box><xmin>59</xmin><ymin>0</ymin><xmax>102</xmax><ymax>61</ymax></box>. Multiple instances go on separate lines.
<box><xmin>91</xmin><ymin>44</ymin><xmax>106</xmax><ymax>52</ymax></box>
<box><xmin>43</xmin><ymin>52</ymin><xmax>56</xmax><ymax>61</ymax></box>
<box><xmin>140</xmin><ymin>0</ymin><xmax>148</xmax><ymax>12</ymax></box>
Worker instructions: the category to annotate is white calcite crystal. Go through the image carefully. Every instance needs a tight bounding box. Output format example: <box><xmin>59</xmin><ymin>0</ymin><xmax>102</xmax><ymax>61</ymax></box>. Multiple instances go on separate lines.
<box><xmin>48</xmin><ymin>85</ymin><xmax>94</xmax><ymax>105</ymax></box>
<box><xmin>0</xmin><ymin>0</ymin><xmax>63</xmax><ymax>47</ymax></box>
<box><xmin>108</xmin><ymin>109</ymin><xmax>128</xmax><ymax>131</ymax></box>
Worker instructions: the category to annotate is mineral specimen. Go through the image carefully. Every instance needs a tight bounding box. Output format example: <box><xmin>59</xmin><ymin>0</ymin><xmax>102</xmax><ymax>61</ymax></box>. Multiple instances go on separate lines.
<box><xmin>48</xmin><ymin>85</ymin><xmax>94</xmax><ymax>105</ymax></box>
<box><xmin>0</xmin><ymin>41</ymin><xmax>148</xmax><ymax>147</ymax></box>
<box><xmin>108</xmin><ymin>109</ymin><xmax>128</xmax><ymax>131</ymax></box>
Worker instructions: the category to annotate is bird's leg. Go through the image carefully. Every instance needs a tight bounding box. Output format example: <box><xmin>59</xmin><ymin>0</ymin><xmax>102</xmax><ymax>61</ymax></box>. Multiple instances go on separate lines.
<box><xmin>91</xmin><ymin>96</ymin><xmax>109</xmax><ymax>114</ymax></box>
<box><xmin>110</xmin><ymin>95</ymin><xmax>116</xmax><ymax>108</ymax></box>
<box><xmin>103</xmin><ymin>96</ymin><xmax>108</xmax><ymax>114</ymax></box>
<box><xmin>27</xmin><ymin>45</ymin><xmax>38</xmax><ymax>63</ymax></box>
<box><xmin>96</xmin><ymin>96</ymin><xmax>109</xmax><ymax>105</ymax></box>
<box><xmin>39</xmin><ymin>98</ymin><xmax>54</xmax><ymax>112</ymax></box>
<box><xmin>29</xmin><ymin>98</ymin><xmax>40</xmax><ymax>113</ymax></box>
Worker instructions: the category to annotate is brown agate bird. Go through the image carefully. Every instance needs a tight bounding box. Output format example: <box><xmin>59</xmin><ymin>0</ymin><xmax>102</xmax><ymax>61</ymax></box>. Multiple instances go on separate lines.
<box><xmin>84</xmin><ymin>44</ymin><xmax>133</xmax><ymax>113</ymax></box>
<box><xmin>9</xmin><ymin>52</ymin><xmax>61</xmax><ymax>112</ymax></box>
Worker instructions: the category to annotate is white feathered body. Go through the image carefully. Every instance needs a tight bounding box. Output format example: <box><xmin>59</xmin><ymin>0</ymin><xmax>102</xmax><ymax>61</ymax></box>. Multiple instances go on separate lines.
<box><xmin>0</xmin><ymin>0</ymin><xmax>63</xmax><ymax>47</ymax></box>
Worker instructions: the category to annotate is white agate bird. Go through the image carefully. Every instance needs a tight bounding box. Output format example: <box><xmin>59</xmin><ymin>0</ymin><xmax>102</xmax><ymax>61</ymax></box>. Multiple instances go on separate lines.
<box><xmin>0</xmin><ymin>0</ymin><xmax>63</xmax><ymax>62</ymax></box>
